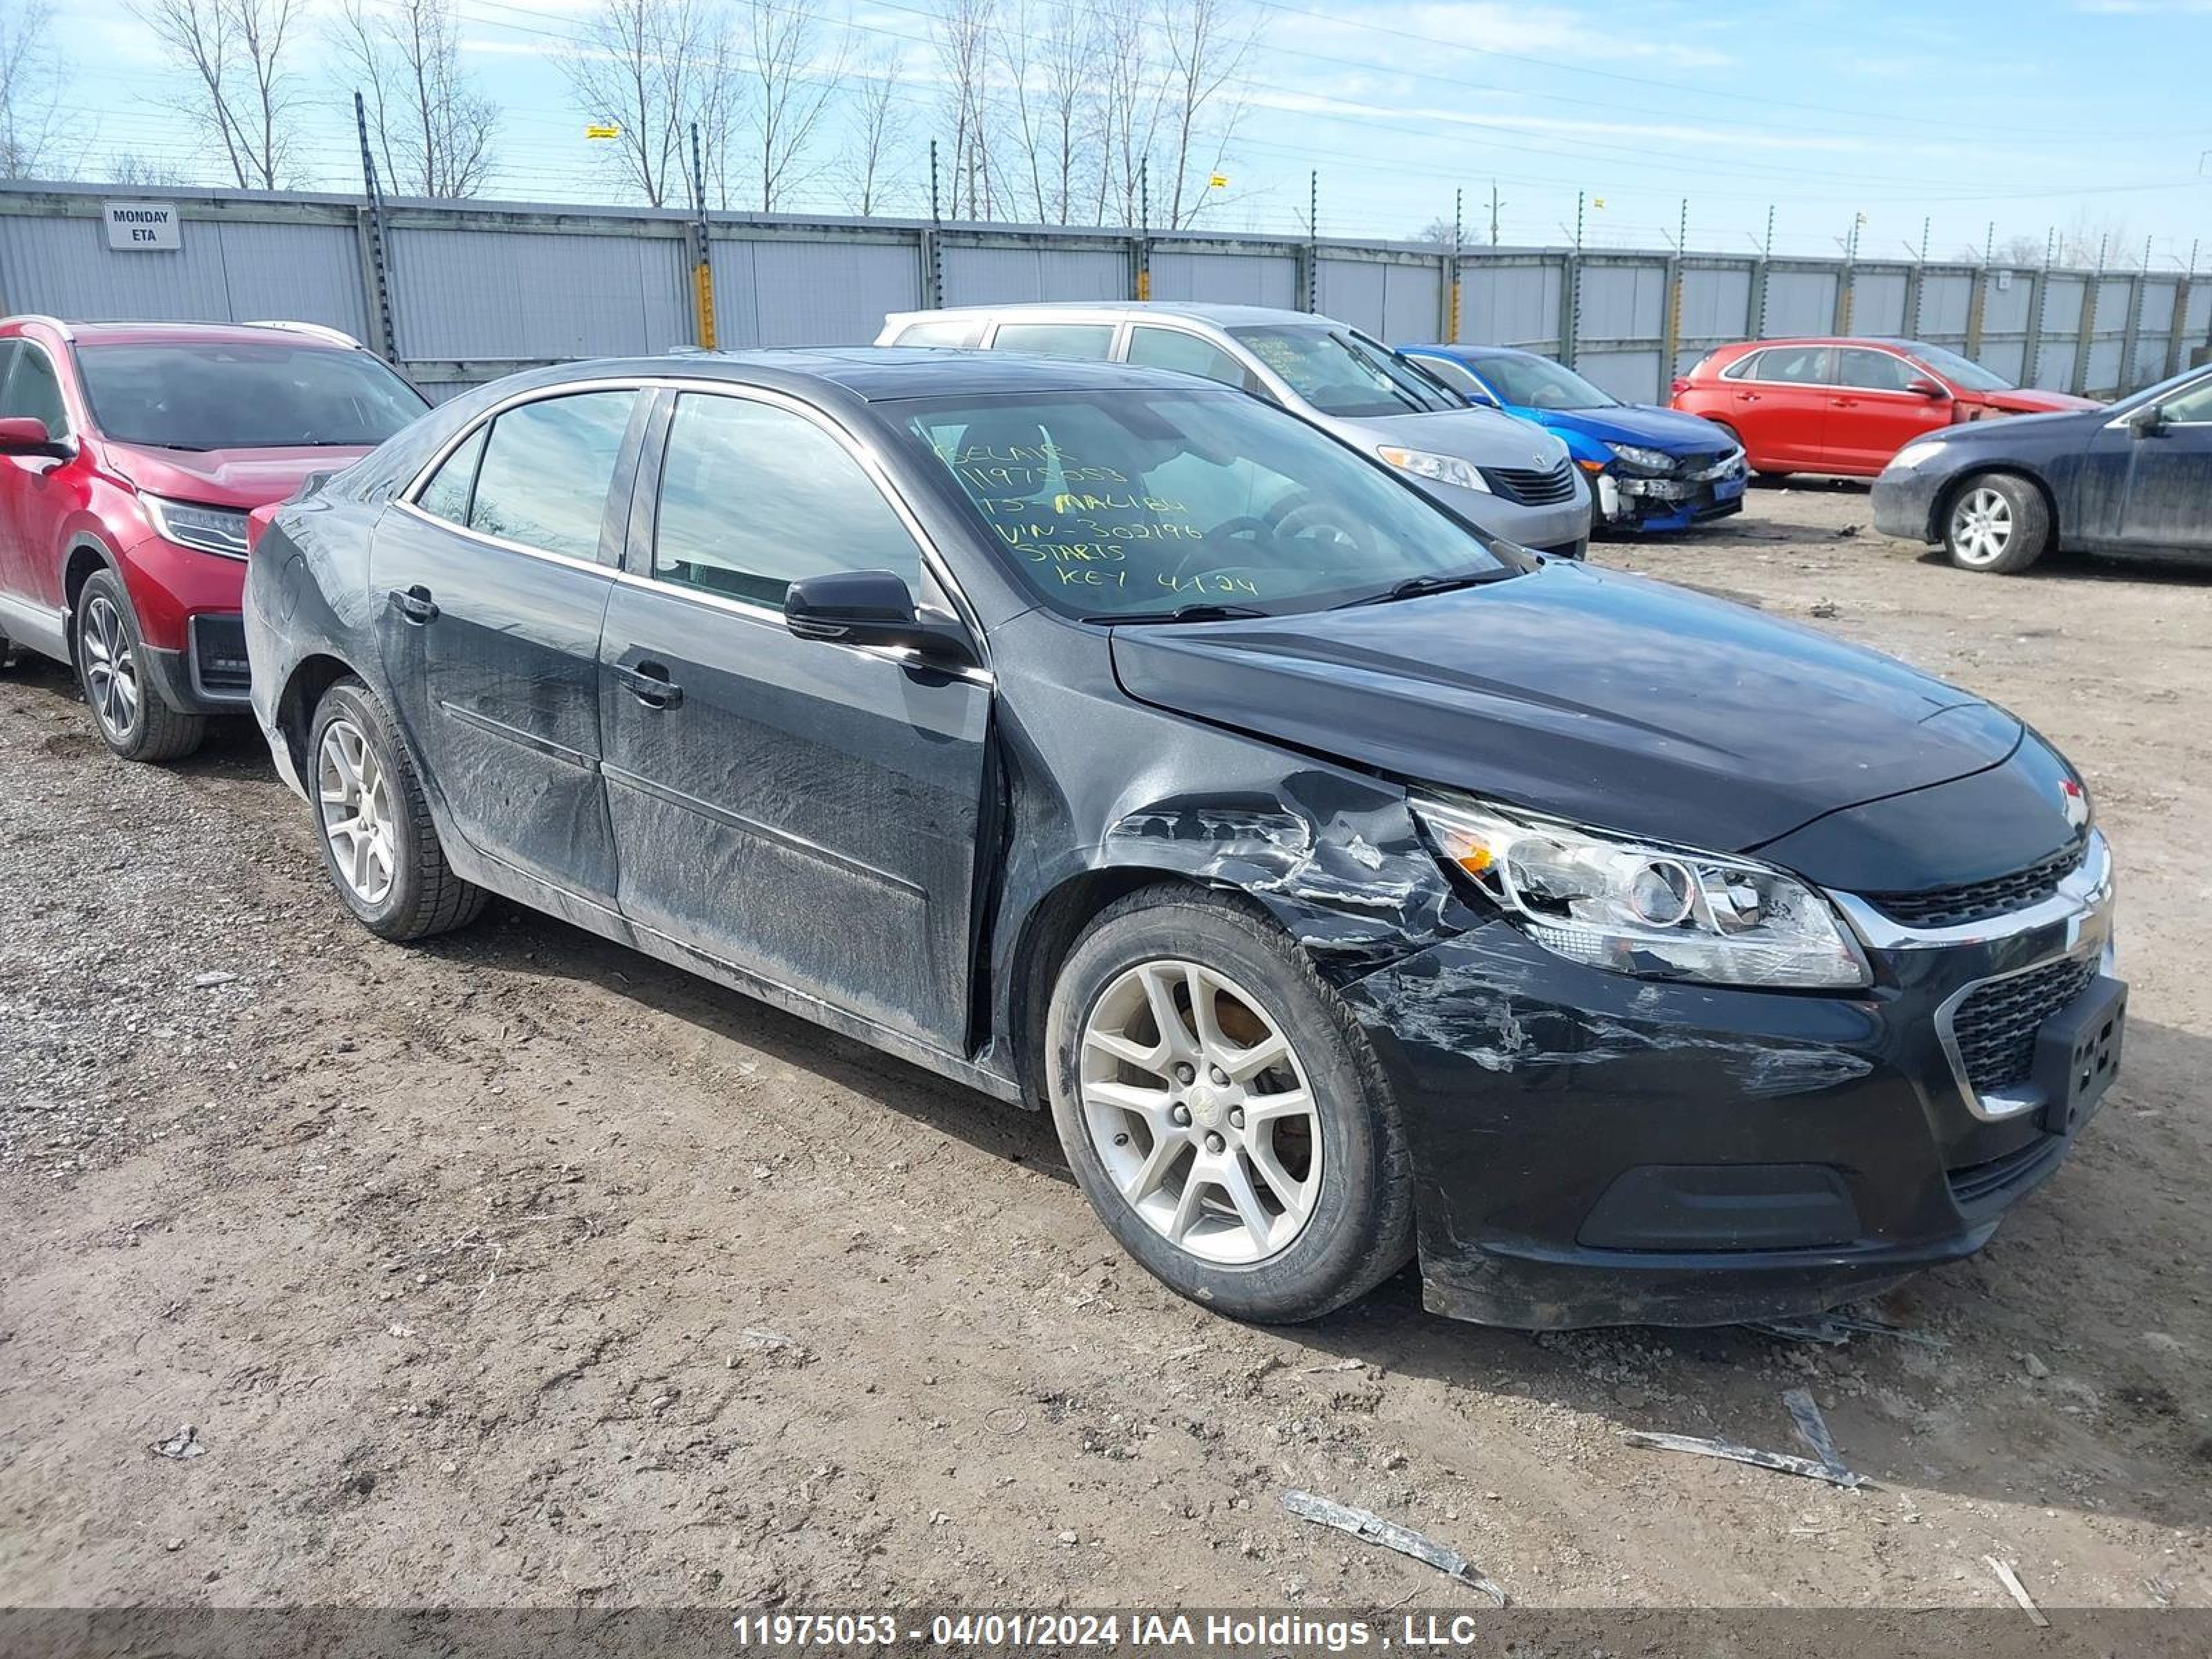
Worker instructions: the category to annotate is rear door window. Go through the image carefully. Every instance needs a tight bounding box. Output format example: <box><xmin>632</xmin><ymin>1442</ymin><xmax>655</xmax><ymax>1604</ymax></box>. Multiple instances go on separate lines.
<box><xmin>895</xmin><ymin>319</ymin><xmax>983</xmax><ymax>349</ymax></box>
<box><xmin>415</xmin><ymin>426</ymin><xmax>488</xmax><ymax>526</ymax></box>
<box><xmin>990</xmin><ymin>322</ymin><xmax>1116</xmax><ymax>361</ymax></box>
<box><xmin>1744</xmin><ymin>346</ymin><xmax>1835</xmax><ymax>386</ymax></box>
<box><xmin>465</xmin><ymin>391</ymin><xmax>636</xmax><ymax>561</ymax></box>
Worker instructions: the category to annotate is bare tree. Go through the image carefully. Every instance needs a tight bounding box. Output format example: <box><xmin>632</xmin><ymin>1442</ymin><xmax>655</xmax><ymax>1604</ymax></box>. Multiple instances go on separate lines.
<box><xmin>842</xmin><ymin>46</ymin><xmax>908</xmax><ymax>216</ymax></box>
<box><xmin>740</xmin><ymin>0</ymin><xmax>845</xmax><ymax>212</ymax></box>
<box><xmin>1091</xmin><ymin>0</ymin><xmax>1160</xmax><ymax>225</ymax></box>
<box><xmin>1155</xmin><ymin>0</ymin><xmax>1249</xmax><ymax>228</ymax></box>
<box><xmin>997</xmin><ymin>0</ymin><xmax>1100</xmax><ymax>224</ymax></box>
<box><xmin>134</xmin><ymin>0</ymin><xmax>305</xmax><ymax>189</ymax></box>
<box><xmin>561</xmin><ymin>0</ymin><xmax>735</xmax><ymax>208</ymax></box>
<box><xmin>330</xmin><ymin>0</ymin><xmax>498</xmax><ymax>198</ymax></box>
<box><xmin>932</xmin><ymin>0</ymin><xmax>995</xmax><ymax>218</ymax></box>
<box><xmin>0</xmin><ymin>0</ymin><xmax>68</xmax><ymax>180</ymax></box>
<box><xmin>106</xmin><ymin>153</ymin><xmax>193</xmax><ymax>187</ymax></box>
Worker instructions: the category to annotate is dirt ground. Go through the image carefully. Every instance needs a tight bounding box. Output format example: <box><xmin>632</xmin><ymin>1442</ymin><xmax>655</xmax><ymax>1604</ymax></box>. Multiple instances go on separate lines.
<box><xmin>1</xmin><ymin>482</ymin><xmax>2206</xmax><ymax>1614</ymax></box>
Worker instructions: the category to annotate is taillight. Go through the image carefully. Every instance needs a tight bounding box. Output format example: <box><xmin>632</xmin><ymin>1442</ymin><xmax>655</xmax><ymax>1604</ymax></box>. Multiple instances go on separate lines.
<box><xmin>246</xmin><ymin>502</ymin><xmax>279</xmax><ymax>554</ymax></box>
<box><xmin>1669</xmin><ymin>377</ymin><xmax>1691</xmax><ymax>395</ymax></box>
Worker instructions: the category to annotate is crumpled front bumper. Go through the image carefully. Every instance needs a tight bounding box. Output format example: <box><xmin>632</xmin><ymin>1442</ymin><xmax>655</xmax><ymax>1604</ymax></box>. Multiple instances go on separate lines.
<box><xmin>1336</xmin><ymin>838</ymin><xmax>2118</xmax><ymax>1329</ymax></box>
<box><xmin>1593</xmin><ymin>455</ymin><xmax>1748</xmax><ymax>534</ymax></box>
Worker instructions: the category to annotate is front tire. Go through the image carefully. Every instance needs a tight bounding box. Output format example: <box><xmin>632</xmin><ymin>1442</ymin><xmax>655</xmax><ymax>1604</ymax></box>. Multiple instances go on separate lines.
<box><xmin>1943</xmin><ymin>473</ymin><xmax>2050</xmax><ymax>574</ymax></box>
<box><xmin>73</xmin><ymin>569</ymin><xmax>204</xmax><ymax>762</ymax></box>
<box><xmin>1045</xmin><ymin>887</ymin><xmax>1414</xmax><ymax>1323</ymax></box>
<box><xmin>308</xmin><ymin>677</ymin><xmax>485</xmax><ymax>941</ymax></box>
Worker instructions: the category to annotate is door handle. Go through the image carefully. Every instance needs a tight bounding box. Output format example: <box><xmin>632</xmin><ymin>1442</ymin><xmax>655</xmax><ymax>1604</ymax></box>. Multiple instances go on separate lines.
<box><xmin>388</xmin><ymin>585</ymin><xmax>439</xmax><ymax>625</ymax></box>
<box><xmin>1831</xmin><ymin>397</ymin><xmax>1859</xmax><ymax>408</ymax></box>
<box><xmin>618</xmin><ymin>660</ymin><xmax>683</xmax><ymax>709</ymax></box>
<box><xmin>1734</xmin><ymin>391</ymin><xmax>1759</xmax><ymax>403</ymax></box>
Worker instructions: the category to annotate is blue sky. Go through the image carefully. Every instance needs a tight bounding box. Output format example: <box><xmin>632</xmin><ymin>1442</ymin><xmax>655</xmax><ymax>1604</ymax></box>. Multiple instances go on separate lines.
<box><xmin>50</xmin><ymin>0</ymin><xmax>2212</xmax><ymax>263</ymax></box>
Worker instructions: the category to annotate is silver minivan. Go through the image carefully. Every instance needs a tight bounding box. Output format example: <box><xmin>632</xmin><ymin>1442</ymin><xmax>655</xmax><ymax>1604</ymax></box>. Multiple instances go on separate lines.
<box><xmin>876</xmin><ymin>301</ymin><xmax>1591</xmax><ymax>556</ymax></box>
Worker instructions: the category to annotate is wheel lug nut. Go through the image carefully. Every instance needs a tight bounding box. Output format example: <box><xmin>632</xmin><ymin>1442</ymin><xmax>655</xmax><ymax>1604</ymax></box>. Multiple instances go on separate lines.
<box><xmin>1209</xmin><ymin>1066</ymin><xmax>1229</xmax><ymax>1086</ymax></box>
<box><xmin>1170</xmin><ymin>1104</ymin><xmax>1191</xmax><ymax>1127</ymax></box>
<box><xmin>1112</xmin><ymin>1132</ymin><xmax>1130</xmax><ymax>1147</ymax></box>
<box><xmin>1172</xmin><ymin>1062</ymin><xmax>1195</xmax><ymax>1085</ymax></box>
<box><xmin>1204</xmin><ymin>1132</ymin><xmax>1225</xmax><ymax>1154</ymax></box>
<box><xmin>1228</xmin><ymin>1107</ymin><xmax>1244</xmax><ymax>1129</ymax></box>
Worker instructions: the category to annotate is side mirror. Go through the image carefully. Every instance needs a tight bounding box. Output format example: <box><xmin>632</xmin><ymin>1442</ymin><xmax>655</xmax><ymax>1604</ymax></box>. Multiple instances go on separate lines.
<box><xmin>785</xmin><ymin>569</ymin><xmax>980</xmax><ymax>668</ymax></box>
<box><xmin>2126</xmin><ymin>404</ymin><xmax>2166</xmax><ymax>440</ymax></box>
<box><xmin>0</xmin><ymin>415</ymin><xmax>71</xmax><ymax>460</ymax></box>
<box><xmin>1904</xmin><ymin>377</ymin><xmax>1949</xmax><ymax>399</ymax></box>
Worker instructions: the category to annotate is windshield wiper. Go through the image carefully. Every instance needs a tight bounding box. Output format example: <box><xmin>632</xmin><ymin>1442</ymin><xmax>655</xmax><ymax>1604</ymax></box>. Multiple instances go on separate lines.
<box><xmin>1340</xmin><ymin>568</ymin><xmax>1521</xmax><ymax>608</ymax></box>
<box><xmin>1085</xmin><ymin>602</ymin><xmax>1270</xmax><ymax>625</ymax></box>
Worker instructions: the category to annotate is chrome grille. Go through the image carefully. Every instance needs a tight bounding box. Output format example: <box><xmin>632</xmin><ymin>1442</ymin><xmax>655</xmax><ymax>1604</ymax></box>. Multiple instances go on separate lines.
<box><xmin>1871</xmin><ymin>839</ymin><xmax>2086</xmax><ymax>930</ymax></box>
<box><xmin>1951</xmin><ymin>955</ymin><xmax>2099</xmax><ymax>1094</ymax></box>
<box><xmin>1479</xmin><ymin>459</ymin><xmax>1579</xmax><ymax>505</ymax></box>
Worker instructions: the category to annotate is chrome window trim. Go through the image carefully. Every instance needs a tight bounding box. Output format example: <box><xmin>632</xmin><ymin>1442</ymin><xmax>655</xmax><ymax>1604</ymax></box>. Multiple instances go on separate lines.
<box><xmin>389</xmin><ymin>500</ymin><xmax>613</xmax><ymax>576</ymax></box>
<box><xmin>1830</xmin><ymin>831</ymin><xmax>2115</xmax><ymax>1123</ymax></box>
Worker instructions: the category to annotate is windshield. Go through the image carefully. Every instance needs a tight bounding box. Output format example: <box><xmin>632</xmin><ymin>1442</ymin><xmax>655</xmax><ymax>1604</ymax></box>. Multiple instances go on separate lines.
<box><xmin>1901</xmin><ymin>341</ymin><xmax>2012</xmax><ymax>393</ymax></box>
<box><xmin>1228</xmin><ymin>324</ymin><xmax>1462</xmax><ymax>418</ymax></box>
<box><xmin>78</xmin><ymin>341</ymin><xmax>430</xmax><ymax>450</ymax></box>
<box><xmin>1472</xmin><ymin>354</ymin><xmax>1618</xmax><ymax>411</ymax></box>
<box><xmin>899</xmin><ymin>388</ymin><xmax>1524</xmax><ymax>619</ymax></box>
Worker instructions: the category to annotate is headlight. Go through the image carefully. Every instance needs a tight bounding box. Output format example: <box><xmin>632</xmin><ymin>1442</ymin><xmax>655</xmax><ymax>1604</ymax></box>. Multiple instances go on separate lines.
<box><xmin>143</xmin><ymin>494</ymin><xmax>251</xmax><ymax>559</ymax></box>
<box><xmin>1377</xmin><ymin>446</ymin><xmax>1490</xmax><ymax>494</ymax></box>
<box><xmin>1891</xmin><ymin>440</ymin><xmax>1949</xmax><ymax>471</ymax></box>
<box><xmin>1410</xmin><ymin>794</ymin><xmax>1870</xmax><ymax>989</ymax></box>
<box><xmin>1604</xmin><ymin>441</ymin><xmax>1674</xmax><ymax>474</ymax></box>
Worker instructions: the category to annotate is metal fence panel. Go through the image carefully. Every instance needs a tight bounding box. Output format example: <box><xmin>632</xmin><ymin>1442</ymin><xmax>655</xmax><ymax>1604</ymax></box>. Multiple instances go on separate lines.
<box><xmin>943</xmin><ymin>242</ymin><xmax>1125</xmax><ymax>304</ymax></box>
<box><xmin>1580</xmin><ymin>261</ymin><xmax>1666</xmax><ymax>344</ymax></box>
<box><xmin>1315</xmin><ymin>256</ymin><xmax>1443</xmax><ymax>340</ymax></box>
<box><xmin>387</xmin><ymin>223</ymin><xmax>690</xmax><ymax>360</ymax></box>
<box><xmin>1459</xmin><ymin>259</ymin><xmax>1562</xmax><ymax>350</ymax></box>
<box><xmin>1680</xmin><ymin>265</ymin><xmax>1752</xmax><ymax>342</ymax></box>
<box><xmin>713</xmin><ymin>236</ymin><xmax>920</xmax><ymax>346</ymax></box>
<box><xmin>1147</xmin><ymin>248</ymin><xmax>1297</xmax><ymax>307</ymax></box>
<box><xmin>1983</xmin><ymin>272</ymin><xmax>2034</xmax><ymax>333</ymax></box>
<box><xmin>1763</xmin><ymin>268</ymin><xmax>1838</xmax><ymax>335</ymax></box>
<box><xmin>1573</xmin><ymin>348</ymin><xmax>1663</xmax><ymax>404</ymax></box>
<box><xmin>1919</xmin><ymin>271</ymin><xmax>1974</xmax><ymax>337</ymax></box>
<box><xmin>2188</xmin><ymin>283</ymin><xmax>2211</xmax><ymax>337</ymax></box>
<box><xmin>0</xmin><ymin>208</ymin><xmax>366</xmax><ymax>335</ymax></box>
<box><xmin>2029</xmin><ymin>275</ymin><xmax>2086</xmax><ymax>388</ymax></box>
<box><xmin>1851</xmin><ymin>268</ymin><xmax>1909</xmax><ymax>335</ymax></box>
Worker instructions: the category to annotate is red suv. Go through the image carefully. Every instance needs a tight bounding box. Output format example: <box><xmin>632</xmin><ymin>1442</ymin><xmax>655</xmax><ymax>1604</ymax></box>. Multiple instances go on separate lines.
<box><xmin>0</xmin><ymin>318</ymin><xmax>428</xmax><ymax>760</ymax></box>
<box><xmin>1671</xmin><ymin>337</ymin><xmax>2100</xmax><ymax>480</ymax></box>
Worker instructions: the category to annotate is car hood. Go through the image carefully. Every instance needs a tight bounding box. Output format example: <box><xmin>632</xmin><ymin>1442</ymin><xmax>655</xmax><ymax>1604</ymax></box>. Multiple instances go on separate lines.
<box><xmin>1340</xmin><ymin>407</ymin><xmax>1568</xmax><ymax>468</ymax></box>
<box><xmin>105</xmin><ymin>442</ymin><xmax>376</xmax><ymax>509</ymax></box>
<box><xmin>1534</xmin><ymin>403</ymin><xmax>1738</xmax><ymax>453</ymax></box>
<box><xmin>1108</xmin><ymin>561</ymin><xmax>2021</xmax><ymax>853</ymax></box>
<box><xmin>1969</xmin><ymin>387</ymin><xmax>2103</xmax><ymax>415</ymax></box>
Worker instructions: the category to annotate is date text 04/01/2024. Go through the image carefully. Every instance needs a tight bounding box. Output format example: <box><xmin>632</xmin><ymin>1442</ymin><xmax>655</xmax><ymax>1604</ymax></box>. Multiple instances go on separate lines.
<box><xmin>733</xmin><ymin>1613</ymin><xmax>1510</xmax><ymax>1651</ymax></box>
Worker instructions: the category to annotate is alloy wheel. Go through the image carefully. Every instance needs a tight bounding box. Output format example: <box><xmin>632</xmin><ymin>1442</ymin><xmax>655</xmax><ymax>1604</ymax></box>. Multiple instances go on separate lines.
<box><xmin>317</xmin><ymin>718</ymin><xmax>398</xmax><ymax>905</ymax></box>
<box><xmin>1950</xmin><ymin>487</ymin><xmax>2014</xmax><ymax>568</ymax></box>
<box><xmin>1078</xmin><ymin>959</ymin><xmax>1324</xmax><ymax>1266</ymax></box>
<box><xmin>80</xmin><ymin>594</ymin><xmax>140</xmax><ymax>740</ymax></box>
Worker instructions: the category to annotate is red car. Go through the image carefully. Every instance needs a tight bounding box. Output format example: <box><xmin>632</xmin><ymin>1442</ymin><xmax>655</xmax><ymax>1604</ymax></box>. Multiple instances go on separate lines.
<box><xmin>1671</xmin><ymin>337</ymin><xmax>2101</xmax><ymax>480</ymax></box>
<box><xmin>0</xmin><ymin>317</ymin><xmax>428</xmax><ymax>760</ymax></box>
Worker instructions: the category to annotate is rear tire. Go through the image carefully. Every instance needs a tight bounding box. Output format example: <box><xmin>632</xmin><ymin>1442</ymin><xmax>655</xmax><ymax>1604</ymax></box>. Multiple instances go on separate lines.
<box><xmin>73</xmin><ymin>569</ymin><xmax>205</xmax><ymax>762</ymax></box>
<box><xmin>308</xmin><ymin>677</ymin><xmax>485</xmax><ymax>941</ymax></box>
<box><xmin>1943</xmin><ymin>472</ymin><xmax>2050</xmax><ymax>574</ymax></box>
<box><xmin>1044</xmin><ymin>886</ymin><xmax>1414</xmax><ymax>1324</ymax></box>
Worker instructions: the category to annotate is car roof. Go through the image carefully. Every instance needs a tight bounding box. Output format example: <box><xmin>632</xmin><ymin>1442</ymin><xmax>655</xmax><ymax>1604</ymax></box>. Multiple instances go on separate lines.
<box><xmin>1709</xmin><ymin>336</ymin><xmax>1939</xmax><ymax>352</ymax></box>
<box><xmin>2</xmin><ymin>317</ymin><xmax>366</xmax><ymax>350</ymax></box>
<box><xmin>890</xmin><ymin>301</ymin><xmax>1327</xmax><ymax>329</ymax></box>
<box><xmin>499</xmin><ymin>346</ymin><xmax>1241</xmax><ymax>402</ymax></box>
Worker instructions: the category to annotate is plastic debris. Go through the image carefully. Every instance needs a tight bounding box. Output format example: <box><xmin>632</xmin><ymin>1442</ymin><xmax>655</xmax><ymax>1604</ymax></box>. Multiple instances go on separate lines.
<box><xmin>1744</xmin><ymin>1311</ymin><xmax>1947</xmax><ymax>1349</ymax></box>
<box><xmin>1281</xmin><ymin>1490</ymin><xmax>1506</xmax><ymax>1605</ymax></box>
<box><xmin>1985</xmin><ymin>1556</ymin><xmax>2049</xmax><ymax>1628</ymax></box>
<box><xmin>1781</xmin><ymin>1388</ymin><xmax>1857</xmax><ymax>1483</ymax></box>
<box><xmin>151</xmin><ymin>1424</ymin><xmax>205</xmax><ymax>1460</ymax></box>
<box><xmin>1619</xmin><ymin>1429</ymin><xmax>1868</xmax><ymax>1490</ymax></box>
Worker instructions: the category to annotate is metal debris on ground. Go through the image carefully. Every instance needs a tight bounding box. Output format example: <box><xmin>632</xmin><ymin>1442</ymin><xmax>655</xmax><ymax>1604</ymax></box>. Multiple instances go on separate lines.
<box><xmin>1619</xmin><ymin>1429</ymin><xmax>1869</xmax><ymax>1490</ymax></box>
<box><xmin>190</xmin><ymin>971</ymin><xmax>239</xmax><ymax>989</ymax></box>
<box><xmin>1281</xmin><ymin>1490</ymin><xmax>1506</xmax><ymax>1606</ymax></box>
<box><xmin>1743</xmin><ymin>1311</ymin><xmax>1947</xmax><ymax>1349</ymax></box>
<box><xmin>1780</xmin><ymin>1387</ymin><xmax>1858</xmax><ymax>1484</ymax></box>
<box><xmin>1985</xmin><ymin>1556</ymin><xmax>2050</xmax><ymax>1628</ymax></box>
<box><xmin>151</xmin><ymin>1423</ymin><xmax>205</xmax><ymax>1460</ymax></box>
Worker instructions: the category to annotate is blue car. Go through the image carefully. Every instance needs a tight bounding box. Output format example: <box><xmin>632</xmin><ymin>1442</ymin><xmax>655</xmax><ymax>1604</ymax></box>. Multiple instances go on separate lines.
<box><xmin>1400</xmin><ymin>344</ymin><xmax>1747</xmax><ymax>534</ymax></box>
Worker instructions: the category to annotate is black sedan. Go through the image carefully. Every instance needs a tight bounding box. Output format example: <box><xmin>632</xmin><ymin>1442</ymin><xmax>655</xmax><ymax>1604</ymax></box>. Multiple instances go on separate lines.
<box><xmin>1873</xmin><ymin>361</ymin><xmax>2212</xmax><ymax>572</ymax></box>
<box><xmin>245</xmin><ymin>349</ymin><xmax>2121</xmax><ymax>1329</ymax></box>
